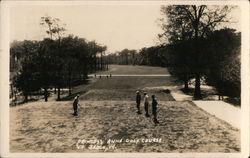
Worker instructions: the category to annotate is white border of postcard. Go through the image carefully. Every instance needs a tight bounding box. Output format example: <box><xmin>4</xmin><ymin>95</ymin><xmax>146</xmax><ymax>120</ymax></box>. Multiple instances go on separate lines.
<box><xmin>0</xmin><ymin>1</ymin><xmax>249</xmax><ymax>158</ymax></box>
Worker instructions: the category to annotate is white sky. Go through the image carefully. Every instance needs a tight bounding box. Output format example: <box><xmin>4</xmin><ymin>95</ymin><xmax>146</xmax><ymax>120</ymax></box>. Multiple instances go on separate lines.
<box><xmin>10</xmin><ymin>5</ymin><xmax>162</xmax><ymax>53</ymax></box>
<box><xmin>10</xmin><ymin>5</ymin><xmax>240</xmax><ymax>53</ymax></box>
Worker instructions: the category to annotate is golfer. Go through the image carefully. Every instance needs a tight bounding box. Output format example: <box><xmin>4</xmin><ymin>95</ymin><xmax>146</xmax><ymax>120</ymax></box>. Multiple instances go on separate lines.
<box><xmin>73</xmin><ymin>94</ymin><xmax>80</xmax><ymax>116</ymax></box>
<box><xmin>152</xmin><ymin>95</ymin><xmax>159</xmax><ymax>124</ymax></box>
<box><xmin>144</xmin><ymin>92</ymin><xmax>150</xmax><ymax>117</ymax></box>
<box><xmin>136</xmin><ymin>91</ymin><xmax>142</xmax><ymax>114</ymax></box>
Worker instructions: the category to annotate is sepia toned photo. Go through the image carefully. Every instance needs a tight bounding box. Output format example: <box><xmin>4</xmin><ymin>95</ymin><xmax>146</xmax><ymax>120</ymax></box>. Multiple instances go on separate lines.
<box><xmin>0</xmin><ymin>1</ymin><xmax>249</xmax><ymax>158</ymax></box>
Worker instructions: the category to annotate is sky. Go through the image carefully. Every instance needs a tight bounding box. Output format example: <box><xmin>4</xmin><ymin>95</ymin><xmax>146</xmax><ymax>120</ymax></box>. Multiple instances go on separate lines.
<box><xmin>10</xmin><ymin>5</ymin><xmax>163</xmax><ymax>53</ymax></box>
<box><xmin>10</xmin><ymin>5</ymin><xmax>240</xmax><ymax>53</ymax></box>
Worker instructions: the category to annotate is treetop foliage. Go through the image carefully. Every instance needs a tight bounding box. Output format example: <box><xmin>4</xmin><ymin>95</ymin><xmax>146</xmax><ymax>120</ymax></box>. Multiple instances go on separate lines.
<box><xmin>11</xmin><ymin>16</ymin><xmax>107</xmax><ymax>102</ymax></box>
<box><xmin>159</xmin><ymin>5</ymin><xmax>235</xmax><ymax>44</ymax></box>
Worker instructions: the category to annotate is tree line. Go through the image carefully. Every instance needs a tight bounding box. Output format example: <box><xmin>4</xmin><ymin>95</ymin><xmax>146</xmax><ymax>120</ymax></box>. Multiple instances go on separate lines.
<box><xmin>107</xmin><ymin>5</ymin><xmax>241</xmax><ymax>100</ymax></box>
<box><xmin>10</xmin><ymin>16</ymin><xmax>107</xmax><ymax>103</ymax></box>
<box><xmin>107</xmin><ymin>46</ymin><xmax>168</xmax><ymax>67</ymax></box>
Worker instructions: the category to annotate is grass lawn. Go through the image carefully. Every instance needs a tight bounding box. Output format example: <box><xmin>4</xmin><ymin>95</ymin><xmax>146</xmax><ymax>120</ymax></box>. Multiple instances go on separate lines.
<box><xmin>66</xmin><ymin>76</ymin><xmax>177</xmax><ymax>101</ymax></box>
<box><xmin>10</xmin><ymin>101</ymin><xmax>240</xmax><ymax>153</ymax></box>
<box><xmin>96</xmin><ymin>65</ymin><xmax>170</xmax><ymax>75</ymax></box>
<box><xmin>10</xmin><ymin>65</ymin><xmax>240</xmax><ymax>153</ymax></box>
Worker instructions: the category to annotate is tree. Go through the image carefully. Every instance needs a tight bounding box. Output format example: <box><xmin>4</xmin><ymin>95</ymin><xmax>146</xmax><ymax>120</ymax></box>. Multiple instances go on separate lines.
<box><xmin>38</xmin><ymin>38</ymin><xmax>58</xmax><ymax>101</ymax></box>
<box><xmin>87</xmin><ymin>41</ymin><xmax>107</xmax><ymax>72</ymax></box>
<box><xmin>160</xmin><ymin>5</ymin><xmax>234</xmax><ymax>99</ymax></box>
<box><xmin>11</xmin><ymin>40</ymin><xmax>41</xmax><ymax>102</ymax></box>
<box><xmin>10</xmin><ymin>41</ymin><xmax>25</xmax><ymax>72</ymax></box>
<box><xmin>205</xmin><ymin>28</ymin><xmax>240</xmax><ymax>99</ymax></box>
<box><xmin>12</xmin><ymin>39</ymin><xmax>55</xmax><ymax>102</ymax></box>
<box><xmin>99</xmin><ymin>45</ymin><xmax>107</xmax><ymax>70</ymax></box>
<box><xmin>14</xmin><ymin>59</ymin><xmax>40</xmax><ymax>102</ymax></box>
<box><xmin>11</xmin><ymin>15</ymin><xmax>108</xmax><ymax>103</ymax></box>
<box><xmin>167</xmin><ymin>41</ymin><xmax>195</xmax><ymax>92</ymax></box>
<box><xmin>112</xmin><ymin>49</ymin><xmax>139</xmax><ymax>65</ymax></box>
<box><xmin>40</xmin><ymin>16</ymin><xmax>66</xmax><ymax>40</ymax></box>
<box><xmin>59</xmin><ymin>35</ymin><xmax>107</xmax><ymax>95</ymax></box>
<box><xmin>40</xmin><ymin>16</ymin><xmax>66</xmax><ymax>100</ymax></box>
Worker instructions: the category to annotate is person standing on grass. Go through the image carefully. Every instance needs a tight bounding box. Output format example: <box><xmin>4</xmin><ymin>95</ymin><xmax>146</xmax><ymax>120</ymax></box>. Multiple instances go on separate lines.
<box><xmin>152</xmin><ymin>95</ymin><xmax>159</xmax><ymax>124</ymax></box>
<box><xmin>73</xmin><ymin>94</ymin><xmax>80</xmax><ymax>116</ymax></box>
<box><xmin>136</xmin><ymin>91</ymin><xmax>142</xmax><ymax>114</ymax></box>
<box><xmin>144</xmin><ymin>92</ymin><xmax>150</xmax><ymax>117</ymax></box>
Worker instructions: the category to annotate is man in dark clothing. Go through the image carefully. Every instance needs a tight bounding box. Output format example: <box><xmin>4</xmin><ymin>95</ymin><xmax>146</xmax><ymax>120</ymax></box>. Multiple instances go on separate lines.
<box><xmin>152</xmin><ymin>95</ymin><xmax>159</xmax><ymax>124</ymax></box>
<box><xmin>144</xmin><ymin>92</ymin><xmax>150</xmax><ymax>117</ymax></box>
<box><xmin>73</xmin><ymin>94</ymin><xmax>80</xmax><ymax>116</ymax></box>
<box><xmin>136</xmin><ymin>91</ymin><xmax>142</xmax><ymax>114</ymax></box>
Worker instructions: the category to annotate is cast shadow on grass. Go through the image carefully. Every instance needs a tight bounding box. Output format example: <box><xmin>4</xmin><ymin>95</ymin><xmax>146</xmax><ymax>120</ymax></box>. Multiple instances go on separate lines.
<box><xmin>60</xmin><ymin>79</ymin><xmax>90</xmax><ymax>101</ymax></box>
<box><xmin>180</xmin><ymin>87</ymin><xmax>240</xmax><ymax>107</ymax></box>
<box><xmin>10</xmin><ymin>98</ymin><xmax>39</xmax><ymax>107</ymax></box>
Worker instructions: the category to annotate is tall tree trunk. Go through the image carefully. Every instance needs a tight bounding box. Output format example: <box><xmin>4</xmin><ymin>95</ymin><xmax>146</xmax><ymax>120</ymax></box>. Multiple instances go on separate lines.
<box><xmin>14</xmin><ymin>90</ymin><xmax>17</xmax><ymax>103</ymax></box>
<box><xmin>56</xmin><ymin>37</ymin><xmax>62</xmax><ymax>101</ymax></box>
<box><xmin>126</xmin><ymin>54</ymin><xmax>128</xmax><ymax>65</ymax></box>
<box><xmin>193</xmin><ymin>23</ymin><xmax>202</xmax><ymax>99</ymax></box>
<box><xmin>57</xmin><ymin>87</ymin><xmax>61</xmax><ymax>101</ymax></box>
<box><xmin>132</xmin><ymin>52</ymin><xmax>135</xmax><ymax>65</ymax></box>
<box><xmin>94</xmin><ymin>53</ymin><xmax>97</xmax><ymax>72</ymax></box>
<box><xmin>194</xmin><ymin>73</ymin><xmax>202</xmax><ymax>99</ymax></box>
<box><xmin>24</xmin><ymin>94</ymin><xmax>28</xmax><ymax>102</ymax></box>
<box><xmin>101</xmin><ymin>52</ymin><xmax>103</xmax><ymax>70</ymax></box>
<box><xmin>10</xmin><ymin>83</ymin><xmax>13</xmax><ymax>98</ymax></box>
<box><xmin>183</xmin><ymin>73</ymin><xmax>189</xmax><ymax>92</ymax></box>
<box><xmin>68</xmin><ymin>81</ymin><xmax>71</xmax><ymax>95</ymax></box>
<box><xmin>184</xmin><ymin>80</ymin><xmax>189</xmax><ymax>92</ymax></box>
<box><xmin>68</xmin><ymin>69</ymin><xmax>72</xmax><ymax>96</ymax></box>
<box><xmin>68</xmin><ymin>78</ymin><xmax>71</xmax><ymax>95</ymax></box>
<box><xmin>44</xmin><ymin>88</ymin><xmax>48</xmax><ymax>102</ymax></box>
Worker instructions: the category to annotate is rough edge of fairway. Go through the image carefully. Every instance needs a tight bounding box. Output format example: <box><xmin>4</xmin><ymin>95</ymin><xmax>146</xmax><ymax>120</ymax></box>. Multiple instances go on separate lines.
<box><xmin>10</xmin><ymin>100</ymin><xmax>240</xmax><ymax>153</ymax></box>
<box><xmin>186</xmin><ymin>101</ymin><xmax>240</xmax><ymax>131</ymax></box>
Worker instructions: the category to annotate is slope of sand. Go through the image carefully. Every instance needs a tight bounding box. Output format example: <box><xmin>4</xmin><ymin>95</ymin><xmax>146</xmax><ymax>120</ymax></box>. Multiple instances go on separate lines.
<box><xmin>10</xmin><ymin>101</ymin><xmax>240</xmax><ymax>153</ymax></box>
